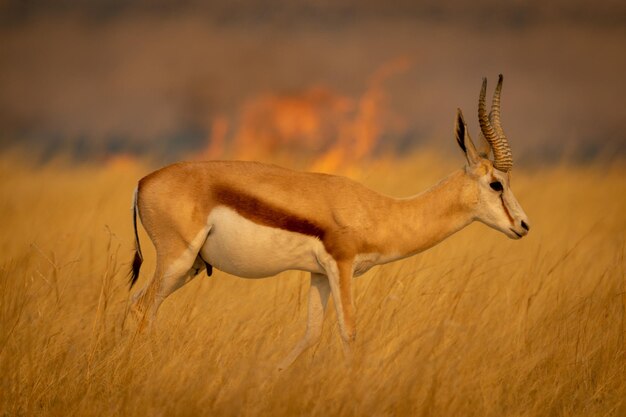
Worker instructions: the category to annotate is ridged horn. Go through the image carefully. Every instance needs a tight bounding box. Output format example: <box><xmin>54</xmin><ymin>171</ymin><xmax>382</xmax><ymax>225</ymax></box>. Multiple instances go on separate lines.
<box><xmin>478</xmin><ymin>76</ymin><xmax>513</xmax><ymax>172</ymax></box>
<box><xmin>490</xmin><ymin>74</ymin><xmax>513</xmax><ymax>171</ymax></box>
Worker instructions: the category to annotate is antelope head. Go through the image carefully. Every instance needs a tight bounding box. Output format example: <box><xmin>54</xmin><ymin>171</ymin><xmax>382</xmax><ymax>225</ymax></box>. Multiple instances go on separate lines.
<box><xmin>455</xmin><ymin>75</ymin><xmax>530</xmax><ymax>239</ymax></box>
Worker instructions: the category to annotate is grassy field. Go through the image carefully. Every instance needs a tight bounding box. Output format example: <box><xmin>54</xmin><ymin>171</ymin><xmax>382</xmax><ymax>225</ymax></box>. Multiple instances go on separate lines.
<box><xmin>0</xmin><ymin>153</ymin><xmax>625</xmax><ymax>416</ymax></box>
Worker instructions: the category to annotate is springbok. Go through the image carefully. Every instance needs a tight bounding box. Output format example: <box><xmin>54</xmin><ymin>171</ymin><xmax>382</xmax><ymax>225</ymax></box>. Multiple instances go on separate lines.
<box><xmin>128</xmin><ymin>75</ymin><xmax>530</xmax><ymax>370</ymax></box>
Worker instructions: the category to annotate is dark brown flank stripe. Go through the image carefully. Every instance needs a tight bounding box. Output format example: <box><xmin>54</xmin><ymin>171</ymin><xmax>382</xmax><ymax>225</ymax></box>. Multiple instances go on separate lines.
<box><xmin>213</xmin><ymin>185</ymin><xmax>326</xmax><ymax>239</ymax></box>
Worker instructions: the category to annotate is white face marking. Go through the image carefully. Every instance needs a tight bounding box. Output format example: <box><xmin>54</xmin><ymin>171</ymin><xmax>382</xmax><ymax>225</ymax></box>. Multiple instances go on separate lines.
<box><xmin>200</xmin><ymin>206</ymin><xmax>327</xmax><ymax>278</ymax></box>
<box><xmin>475</xmin><ymin>169</ymin><xmax>529</xmax><ymax>239</ymax></box>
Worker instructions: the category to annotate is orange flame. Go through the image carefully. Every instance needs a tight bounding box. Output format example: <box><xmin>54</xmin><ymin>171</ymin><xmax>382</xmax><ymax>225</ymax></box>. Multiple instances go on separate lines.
<box><xmin>312</xmin><ymin>57</ymin><xmax>410</xmax><ymax>172</ymax></box>
<box><xmin>199</xmin><ymin>57</ymin><xmax>411</xmax><ymax>172</ymax></box>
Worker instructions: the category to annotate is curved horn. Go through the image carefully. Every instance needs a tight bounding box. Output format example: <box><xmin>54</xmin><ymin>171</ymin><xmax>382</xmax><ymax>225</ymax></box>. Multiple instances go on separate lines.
<box><xmin>478</xmin><ymin>78</ymin><xmax>498</xmax><ymax>155</ymax></box>
<box><xmin>478</xmin><ymin>78</ymin><xmax>498</xmax><ymax>144</ymax></box>
<box><xmin>490</xmin><ymin>74</ymin><xmax>513</xmax><ymax>171</ymax></box>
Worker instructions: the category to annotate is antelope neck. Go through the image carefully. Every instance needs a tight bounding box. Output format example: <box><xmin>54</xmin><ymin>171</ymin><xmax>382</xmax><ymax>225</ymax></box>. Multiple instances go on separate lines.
<box><xmin>383</xmin><ymin>170</ymin><xmax>475</xmax><ymax>258</ymax></box>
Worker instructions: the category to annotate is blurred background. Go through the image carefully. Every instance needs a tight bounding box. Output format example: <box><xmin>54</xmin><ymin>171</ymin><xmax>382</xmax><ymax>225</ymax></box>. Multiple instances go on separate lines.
<box><xmin>2</xmin><ymin>4</ymin><xmax>626</xmax><ymax>415</ymax></box>
<box><xmin>1</xmin><ymin>0</ymin><xmax>625</xmax><ymax>170</ymax></box>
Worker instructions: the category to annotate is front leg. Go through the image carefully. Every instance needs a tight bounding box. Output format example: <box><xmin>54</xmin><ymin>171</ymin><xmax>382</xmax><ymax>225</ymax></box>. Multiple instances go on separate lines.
<box><xmin>327</xmin><ymin>259</ymin><xmax>356</xmax><ymax>358</ymax></box>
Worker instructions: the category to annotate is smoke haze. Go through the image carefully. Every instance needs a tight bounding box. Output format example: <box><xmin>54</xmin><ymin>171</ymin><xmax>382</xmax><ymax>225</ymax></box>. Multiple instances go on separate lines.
<box><xmin>1</xmin><ymin>1</ymin><xmax>624</xmax><ymax>164</ymax></box>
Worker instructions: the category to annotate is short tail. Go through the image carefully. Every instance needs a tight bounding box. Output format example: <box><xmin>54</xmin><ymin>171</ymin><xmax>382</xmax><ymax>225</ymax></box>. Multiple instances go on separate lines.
<box><xmin>129</xmin><ymin>186</ymin><xmax>143</xmax><ymax>289</ymax></box>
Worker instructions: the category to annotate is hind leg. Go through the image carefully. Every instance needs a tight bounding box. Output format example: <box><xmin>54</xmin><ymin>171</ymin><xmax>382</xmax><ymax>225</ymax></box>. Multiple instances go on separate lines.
<box><xmin>277</xmin><ymin>273</ymin><xmax>331</xmax><ymax>370</ymax></box>
<box><xmin>131</xmin><ymin>227</ymin><xmax>210</xmax><ymax>327</ymax></box>
<box><xmin>132</xmin><ymin>255</ymin><xmax>206</xmax><ymax>328</ymax></box>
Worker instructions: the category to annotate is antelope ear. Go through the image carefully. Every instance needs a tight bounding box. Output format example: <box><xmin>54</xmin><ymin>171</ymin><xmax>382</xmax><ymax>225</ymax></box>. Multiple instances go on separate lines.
<box><xmin>455</xmin><ymin>108</ymin><xmax>480</xmax><ymax>166</ymax></box>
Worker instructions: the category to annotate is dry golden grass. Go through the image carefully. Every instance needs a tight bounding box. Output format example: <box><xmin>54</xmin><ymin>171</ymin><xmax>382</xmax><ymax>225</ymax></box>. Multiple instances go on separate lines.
<box><xmin>0</xmin><ymin>153</ymin><xmax>625</xmax><ymax>416</ymax></box>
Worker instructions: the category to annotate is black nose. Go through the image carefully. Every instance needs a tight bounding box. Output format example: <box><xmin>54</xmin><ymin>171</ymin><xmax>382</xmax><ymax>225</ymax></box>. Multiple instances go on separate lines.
<box><xmin>521</xmin><ymin>220</ymin><xmax>530</xmax><ymax>231</ymax></box>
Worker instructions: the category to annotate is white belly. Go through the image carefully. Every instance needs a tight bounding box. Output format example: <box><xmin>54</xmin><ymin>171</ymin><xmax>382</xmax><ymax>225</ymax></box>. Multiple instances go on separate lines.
<box><xmin>200</xmin><ymin>206</ymin><xmax>326</xmax><ymax>278</ymax></box>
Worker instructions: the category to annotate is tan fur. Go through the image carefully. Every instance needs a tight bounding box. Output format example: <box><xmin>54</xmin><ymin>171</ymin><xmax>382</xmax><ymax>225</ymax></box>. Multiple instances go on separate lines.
<box><xmin>129</xmin><ymin>78</ymin><xmax>530</xmax><ymax>369</ymax></box>
<box><xmin>131</xmin><ymin>161</ymin><xmax>505</xmax><ymax>365</ymax></box>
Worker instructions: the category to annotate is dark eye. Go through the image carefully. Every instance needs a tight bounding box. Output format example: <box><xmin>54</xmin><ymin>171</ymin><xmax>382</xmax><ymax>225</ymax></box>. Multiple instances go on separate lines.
<box><xmin>490</xmin><ymin>181</ymin><xmax>503</xmax><ymax>192</ymax></box>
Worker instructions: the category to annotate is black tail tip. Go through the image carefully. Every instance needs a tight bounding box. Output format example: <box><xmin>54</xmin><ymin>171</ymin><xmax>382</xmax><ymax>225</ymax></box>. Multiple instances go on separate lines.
<box><xmin>129</xmin><ymin>251</ymin><xmax>143</xmax><ymax>288</ymax></box>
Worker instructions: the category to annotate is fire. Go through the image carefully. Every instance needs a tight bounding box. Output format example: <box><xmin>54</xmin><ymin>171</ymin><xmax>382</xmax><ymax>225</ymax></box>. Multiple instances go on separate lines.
<box><xmin>312</xmin><ymin>57</ymin><xmax>410</xmax><ymax>173</ymax></box>
<box><xmin>231</xmin><ymin>86</ymin><xmax>352</xmax><ymax>161</ymax></box>
<box><xmin>200</xmin><ymin>57</ymin><xmax>411</xmax><ymax>173</ymax></box>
